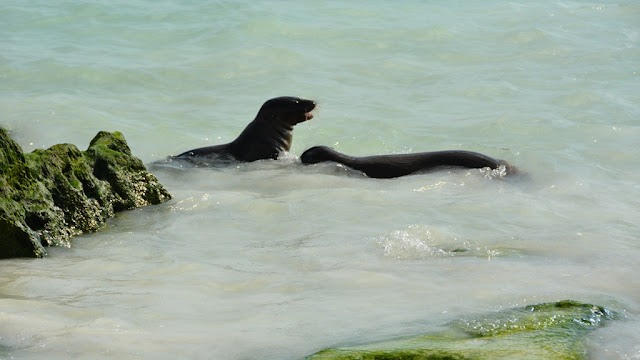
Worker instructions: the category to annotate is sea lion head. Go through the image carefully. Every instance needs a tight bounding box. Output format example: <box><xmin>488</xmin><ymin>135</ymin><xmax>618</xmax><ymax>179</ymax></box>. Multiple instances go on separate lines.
<box><xmin>300</xmin><ymin>145</ymin><xmax>337</xmax><ymax>164</ymax></box>
<box><xmin>256</xmin><ymin>96</ymin><xmax>316</xmax><ymax>127</ymax></box>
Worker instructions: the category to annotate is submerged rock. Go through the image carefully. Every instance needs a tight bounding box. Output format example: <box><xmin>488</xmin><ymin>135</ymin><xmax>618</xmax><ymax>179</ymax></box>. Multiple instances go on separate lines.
<box><xmin>0</xmin><ymin>128</ymin><xmax>171</xmax><ymax>259</ymax></box>
<box><xmin>305</xmin><ymin>300</ymin><xmax>616</xmax><ymax>360</ymax></box>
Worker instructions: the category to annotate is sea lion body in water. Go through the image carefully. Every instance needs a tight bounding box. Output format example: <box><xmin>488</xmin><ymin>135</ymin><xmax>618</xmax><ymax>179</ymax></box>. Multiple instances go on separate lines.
<box><xmin>174</xmin><ymin>96</ymin><xmax>316</xmax><ymax>163</ymax></box>
<box><xmin>300</xmin><ymin>146</ymin><xmax>515</xmax><ymax>178</ymax></box>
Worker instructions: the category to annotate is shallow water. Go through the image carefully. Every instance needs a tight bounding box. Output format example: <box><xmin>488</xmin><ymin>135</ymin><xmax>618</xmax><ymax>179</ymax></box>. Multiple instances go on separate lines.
<box><xmin>2</xmin><ymin>1</ymin><xmax>640</xmax><ymax>359</ymax></box>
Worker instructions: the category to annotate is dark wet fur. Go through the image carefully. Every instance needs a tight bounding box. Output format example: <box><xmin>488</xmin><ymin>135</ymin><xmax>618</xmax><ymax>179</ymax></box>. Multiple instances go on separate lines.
<box><xmin>173</xmin><ymin>96</ymin><xmax>315</xmax><ymax>164</ymax></box>
<box><xmin>301</xmin><ymin>146</ymin><xmax>517</xmax><ymax>179</ymax></box>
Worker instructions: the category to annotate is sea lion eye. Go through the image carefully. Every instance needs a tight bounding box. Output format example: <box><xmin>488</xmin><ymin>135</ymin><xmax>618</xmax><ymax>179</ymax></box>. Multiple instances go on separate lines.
<box><xmin>295</xmin><ymin>100</ymin><xmax>299</xmax><ymax>103</ymax></box>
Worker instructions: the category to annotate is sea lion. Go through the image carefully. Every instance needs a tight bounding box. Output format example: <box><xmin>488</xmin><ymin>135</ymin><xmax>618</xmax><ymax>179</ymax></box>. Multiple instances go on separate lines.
<box><xmin>174</xmin><ymin>96</ymin><xmax>316</xmax><ymax>163</ymax></box>
<box><xmin>300</xmin><ymin>146</ymin><xmax>515</xmax><ymax>178</ymax></box>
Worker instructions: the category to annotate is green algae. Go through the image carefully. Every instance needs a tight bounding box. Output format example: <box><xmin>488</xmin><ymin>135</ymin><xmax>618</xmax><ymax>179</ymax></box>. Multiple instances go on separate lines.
<box><xmin>1</xmin><ymin>128</ymin><xmax>50</xmax><ymax>257</ymax></box>
<box><xmin>305</xmin><ymin>300</ymin><xmax>616</xmax><ymax>360</ymax></box>
<box><xmin>0</xmin><ymin>128</ymin><xmax>171</xmax><ymax>259</ymax></box>
<box><xmin>84</xmin><ymin>131</ymin><xmax>169</xmax><ymax>211</ymax></box>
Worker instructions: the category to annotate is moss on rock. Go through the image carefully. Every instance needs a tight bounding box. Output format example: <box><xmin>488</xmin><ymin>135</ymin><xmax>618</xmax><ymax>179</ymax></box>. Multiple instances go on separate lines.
<box><xmin>305</xmin><ymin>300</ymin><xmax>616</xmax><ymax>360</ymax></box>
<box><xmin>1</xmin><ymin>128</ymin><xmax>171</xmax><ymax>259</ymax></box>
<box><xmin>83</xmin><ymin>131</ymin><xmax>170</xmax><ymax>211</ymax></box>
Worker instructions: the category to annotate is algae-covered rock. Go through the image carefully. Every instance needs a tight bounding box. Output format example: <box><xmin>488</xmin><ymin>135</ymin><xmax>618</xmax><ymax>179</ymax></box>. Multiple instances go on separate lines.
<box><xmin>305</xmin><ymin>300</ymin><xmax>616</xmax><ymax>360</ymax></box>
<box><xmin>0</xmin><ymin>128</ymin><xmax>171</xmax><ymax>259</ymax></box>
<box><xmin>84</xmin><ymin>131</ymin><xmax>169</xmax><ymax>211</ymax></box>
<box><xmin>1</xmin><ymin>128</ymin><xmax>49</xmax><ymax>258</ymax></box>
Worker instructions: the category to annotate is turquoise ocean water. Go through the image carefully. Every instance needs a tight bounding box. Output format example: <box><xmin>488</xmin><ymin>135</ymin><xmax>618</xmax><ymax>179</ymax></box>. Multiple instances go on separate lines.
<box><xmin>1</xmin><ymin>1</ymin><xmax>640</xmax><ymax>359</ymax></box>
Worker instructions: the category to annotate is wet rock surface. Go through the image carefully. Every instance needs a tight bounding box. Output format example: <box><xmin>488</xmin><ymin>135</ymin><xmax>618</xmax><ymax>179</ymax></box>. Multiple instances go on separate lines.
<box><xmin>1</xmin><ymin>128</ymin><xmax>171</xmax><ymax>259</ymax></box>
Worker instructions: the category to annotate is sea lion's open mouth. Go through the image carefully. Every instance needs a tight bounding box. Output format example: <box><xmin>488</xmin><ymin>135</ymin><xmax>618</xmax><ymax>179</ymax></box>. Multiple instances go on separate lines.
<box><xmin>303</xmin><ymin>100</ymin><xmax>316</xmax><ymax>121</ymax></box>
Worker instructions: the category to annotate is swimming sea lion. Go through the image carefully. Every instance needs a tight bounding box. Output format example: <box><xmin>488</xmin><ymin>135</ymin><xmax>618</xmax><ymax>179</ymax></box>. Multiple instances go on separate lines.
<box><xmin>300</xmin><ymin>146</ymin><xmax>515</xmax><ymax>178</ymax></box>
<box><xmin>174</xmin><ymin>96</ymin><xmax>316</xmax><ymax>163</ymax></box>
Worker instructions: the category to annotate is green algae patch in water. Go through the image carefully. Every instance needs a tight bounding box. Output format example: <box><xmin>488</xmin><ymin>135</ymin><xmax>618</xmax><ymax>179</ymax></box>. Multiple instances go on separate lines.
<box><xmin>305</xmin><ymin>300</ymin><xmax>615</xmax><ymax>360</ymax></box>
